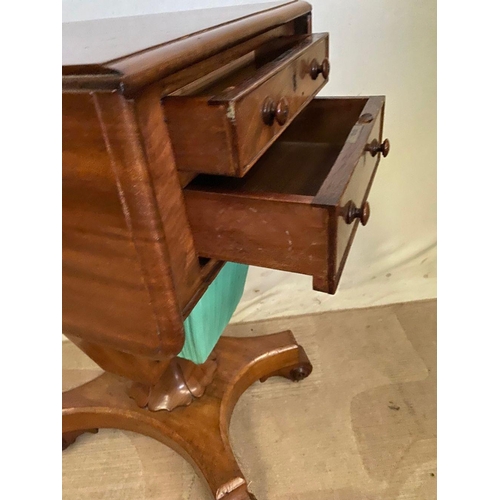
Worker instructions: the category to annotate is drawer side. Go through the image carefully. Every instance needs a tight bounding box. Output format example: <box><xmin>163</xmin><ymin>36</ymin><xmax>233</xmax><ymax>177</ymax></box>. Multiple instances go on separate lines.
<box><xmin>185</xmin><ymin>190</ymin><xmax>331</xmax><ymax>280</ymax></box>
<box><xmin>163</xmin><ymin>98</ymin><xmax>237</xmax><ymax>175</ymax></box>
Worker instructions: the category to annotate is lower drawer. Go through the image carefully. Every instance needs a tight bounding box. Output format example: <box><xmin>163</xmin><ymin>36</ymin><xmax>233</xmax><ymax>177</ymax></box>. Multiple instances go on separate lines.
<box><xmin>184</xmin><ymin>96</ymin><xmax>389</xmax><ymax>294</ymax></box>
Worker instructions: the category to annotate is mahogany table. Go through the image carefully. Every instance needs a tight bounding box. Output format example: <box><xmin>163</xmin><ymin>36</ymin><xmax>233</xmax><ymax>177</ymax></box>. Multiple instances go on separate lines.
<box><xmin>62</xmin><ymin>2</ymin><xmax>389</xmax><ymax>498</ymax></box>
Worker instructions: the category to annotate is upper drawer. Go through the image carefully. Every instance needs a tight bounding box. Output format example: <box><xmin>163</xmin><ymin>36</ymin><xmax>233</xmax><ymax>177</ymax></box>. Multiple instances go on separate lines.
<box><xmin>183</xmin><ymin>96</ymin><xmax>390</xmax><ymax>294</ymax></box>
<box><xmin>162</xmin><ymin>34</ymin><xmax>329</xmax><ymax>177</ymax></box>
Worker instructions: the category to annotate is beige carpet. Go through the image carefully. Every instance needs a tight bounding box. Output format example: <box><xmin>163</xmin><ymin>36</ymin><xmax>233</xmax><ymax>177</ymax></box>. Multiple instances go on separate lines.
<box><xmin>62</xmin><ymin>299</ymin><xmax>436</xmax><ymax>499</ymax></box>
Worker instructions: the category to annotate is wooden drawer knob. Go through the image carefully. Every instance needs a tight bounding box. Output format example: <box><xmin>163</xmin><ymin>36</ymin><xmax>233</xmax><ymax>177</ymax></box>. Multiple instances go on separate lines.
<box><xmin>344</xmin><ymin>201</ymin><xmax>370</xmax><ymax>226</ymax></box>
<box><xmin>310</xmin><ymin>58</ymin><xmax>330</xmax><ymax>80</ymax></box>
<box><xmin>262</xmin><ymin>97</ymin><xmax>289</xmax><ymax>126</ymax></box>
<box><xmin>366</xmin><ymin>138</ymin><xmax>390</xmax><ymax>157</ymax></box>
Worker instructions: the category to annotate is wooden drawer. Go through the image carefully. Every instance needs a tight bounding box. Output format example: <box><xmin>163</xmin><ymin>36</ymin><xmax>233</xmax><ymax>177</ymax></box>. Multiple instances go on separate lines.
<box><xmin>184</xmin><ymin>97</ymin><xmax>389</xmax><ymax>294</ymax></box>
<box><xmin>162</xmin><ymin>34</ymin><xmax>329</xmax><ymax>177</ymax></box>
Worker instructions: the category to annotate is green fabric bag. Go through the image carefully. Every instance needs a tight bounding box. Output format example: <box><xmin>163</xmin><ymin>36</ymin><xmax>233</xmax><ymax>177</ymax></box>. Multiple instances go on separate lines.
<box><xmin>178</xmin><ymin>262</ymin><xmax>249</xmax><ymax>364</ymax></box>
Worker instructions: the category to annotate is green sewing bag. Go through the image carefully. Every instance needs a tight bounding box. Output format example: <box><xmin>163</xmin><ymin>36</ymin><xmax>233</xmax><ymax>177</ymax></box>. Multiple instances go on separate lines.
<box><xmin>178</xmin><ymin>262</ymin><xmax>249</xmax><ymax>364</ymax></box>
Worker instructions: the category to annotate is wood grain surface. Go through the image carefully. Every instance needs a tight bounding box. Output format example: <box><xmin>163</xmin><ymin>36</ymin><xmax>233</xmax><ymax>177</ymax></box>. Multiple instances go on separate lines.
<box><xmin>162</xmin><ymin>33</ymin><xmax>328</xmax><ymax>176</ymax></box>
<box><xmin>61</xmin><ymin>5</ymin><xmax>397</xmax><ymax>498</ymax></box>
<box><xmin>62</xmin><ymin>92</ymin><xmax>169</xmax><ymax>356</ymax></box>
<box><xmin>62</xmin><ymin>1</ymin><xmax>316</xmax><ymax>363</ymax></box>
<box><xmin>184</xmin><ymin>96</ymin><xmax>386</xmax><ymax>294</ymax></box>
<box><xmin>63</xmin><ymin>331</ymin><xmax>312</xmax><ymax>500</ymax></box>
<box><xmin>63</xmin><ymin>2</ymin><xmax>294</xmax><ymax>66</ymax></box>
<box><xmin>62</xmin><ymin>1</ymin><xmax>312</xmax><ymax>94</ymax></box>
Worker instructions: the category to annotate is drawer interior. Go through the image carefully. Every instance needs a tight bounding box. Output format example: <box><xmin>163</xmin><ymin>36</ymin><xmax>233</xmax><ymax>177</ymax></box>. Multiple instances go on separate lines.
<box><xmin>188</xmin><ymin>97</ymin><xmax>369</xmax><ymax>198</ymax></box>
<box><xmin>184</xmin><ymin>96</ymin><xmax>385</xmax><ymax>294</ymax></box>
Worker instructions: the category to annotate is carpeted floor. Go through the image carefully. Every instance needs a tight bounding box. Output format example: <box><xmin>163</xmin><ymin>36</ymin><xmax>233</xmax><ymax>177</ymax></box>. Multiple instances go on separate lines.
<box><xmin>62</xmin><ymin>299</ymin><xmax>436</xmax><ymax>499</ymax></box>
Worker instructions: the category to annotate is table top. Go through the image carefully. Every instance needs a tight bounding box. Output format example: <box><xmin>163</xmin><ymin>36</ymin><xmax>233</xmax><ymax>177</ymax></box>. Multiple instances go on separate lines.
<box><xmin>62</xmin><ymin>1</ymin><xmax>311</xmax><ymax>93</ymax></box>
<box><xmin>63</xmin><ymin>2</ymin><xmax>289</xmax><ymax>67</ymax></box>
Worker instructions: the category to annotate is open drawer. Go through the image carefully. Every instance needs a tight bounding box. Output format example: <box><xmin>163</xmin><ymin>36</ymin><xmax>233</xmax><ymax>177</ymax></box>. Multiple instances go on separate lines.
<box><xmin>162</xmin><ymin>33</ymin><xmax>329</xmax><ymax>177</ymax></box>
<box><xmin>184</xmin><ymin>96</ymin><xmax>390</xmax><ymax>294</ymax></box>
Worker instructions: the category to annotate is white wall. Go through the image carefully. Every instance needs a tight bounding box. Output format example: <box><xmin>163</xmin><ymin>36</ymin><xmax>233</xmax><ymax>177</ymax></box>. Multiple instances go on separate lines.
<box><xmin>62</xmin><ymin>0</ymin><xmax>280</xmax><ymax>23</ymax></box>
<box><xmin>62</xmin><ymin>1</ymin><xmax>437</xmax><ymax>320</ymax></box>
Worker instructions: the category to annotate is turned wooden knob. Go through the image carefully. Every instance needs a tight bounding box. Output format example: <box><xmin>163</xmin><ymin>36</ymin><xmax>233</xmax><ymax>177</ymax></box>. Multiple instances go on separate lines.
<box><xmin>366</xmin><ymin>138</ymin><xmax>390</xmax><ymax>157</ymax></box>
<box><xmin>344</xmin><ymin>200</ymin><xmax>370</xmax><ymax>226</ymax></box>
<box><xmin>310</xmin><ymin>58</ymin><xmax>330</xmax><ymax>80</ymax></box>
<box><xmin>262</xmin><ymin>97</ymin><xmax>289</xmax><ymax>126</ymax></box>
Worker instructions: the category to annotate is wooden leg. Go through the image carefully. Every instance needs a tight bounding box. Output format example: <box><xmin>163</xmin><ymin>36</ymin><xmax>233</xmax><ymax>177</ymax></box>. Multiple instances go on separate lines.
<box><xmin>63</xmin><ymin>330</ymin><xmax>312</xmax><ymax>499</ymax></box>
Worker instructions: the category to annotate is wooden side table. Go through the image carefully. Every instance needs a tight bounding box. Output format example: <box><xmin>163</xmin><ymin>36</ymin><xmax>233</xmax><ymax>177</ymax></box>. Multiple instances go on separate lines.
<box><xmin>62</xmin><ymin>3</ymin><xmax>389</xmax><ymax>498</ymax></box>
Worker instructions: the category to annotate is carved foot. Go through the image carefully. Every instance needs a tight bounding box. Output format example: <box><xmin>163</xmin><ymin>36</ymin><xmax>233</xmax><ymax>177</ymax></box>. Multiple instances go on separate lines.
<box><xmin>260</xmin><ymin>344</ymin><xmax>312</xmax><ymax>383</ymax></box>
<box><xmin>63</xmin><ymin>330</ymin><xmax>310</xmax><ymax>499</ymax></box>
<box><xmin>62</xmin><ymin>428</ymin><xmax>98</xmax><ymax>450</ymax></box>
<box><xmin>128</xmin><ymin>353</ymin><xmax>217</xmax><ymax>411</ymax></box>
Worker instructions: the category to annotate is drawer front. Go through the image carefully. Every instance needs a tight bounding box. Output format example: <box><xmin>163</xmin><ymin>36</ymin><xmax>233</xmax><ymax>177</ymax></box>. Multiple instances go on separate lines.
<box><xmin>184</xmin><ymin>97</ymin><xmax>388</xmax><ymax>294</ymax></box>
<box><xmin>163</xmin><ymin>34</ymin><xmax>329</xmax><ymax>177</ymax></box>
<box><xmin>230</xmin><ymin>35</ymin><xmax>329</xmax><ymax>173</ymax></box>
<box><xmin>334</xmin><ymin>110</ymin><xmax>383</xmax><ymax>288</ymax></box>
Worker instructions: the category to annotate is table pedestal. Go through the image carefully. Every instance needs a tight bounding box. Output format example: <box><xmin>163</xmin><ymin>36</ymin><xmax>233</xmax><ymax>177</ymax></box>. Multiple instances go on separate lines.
<box><xmin>63</xmin><ymin>330</ymin><xmax>312</xmax><ymax>500</ymax></box>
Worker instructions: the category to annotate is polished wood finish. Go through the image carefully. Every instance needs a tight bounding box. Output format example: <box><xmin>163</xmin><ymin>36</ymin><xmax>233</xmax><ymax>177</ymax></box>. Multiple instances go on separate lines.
<box><xmin>63</xmin><ymin>2</ymin><xmax>292</xmax><ymax>66</ymax></box>
<box><xmin>63</xmin><ymin>331</ymin><xmax>312</xmax><ymax>500</ymax></box>
<box><xmin>62</xmin><ymin>2</ymin><xmax>317</xmax><ymax>372</ymax></box>
<box><xmin>63</xmin><ymin>89</ymin><xmax>214</xmax><ymax>358</ymax></box>
<box><xmin>63</xmin><ymin>3</ymin><xmax>389</xmax><ymax>497</ymax></box>
<box><xmin>309</xmin><ymin>57</ymin><xmax>330</xmax><ymax>80</ymax></box>
<box><xmin>184</xmin><ymin>96</ymin><xmax>387</xmax><ymax>293</ymax></box>
<box><xmin>63</xmin><ymin>5</ymin><xmax>319</xmax><ymax>497</ymax></box>
<box><xmin>64</xmin><ymin>23</ymin><xmax>304</xmax><ymax>356</ymax></box>
<box><xmin>62</xmin><ymin>92</ymin><xmax>181</xmax><ymax>357</ymax></box>
<box><xmin>65</xmin><ymin>334</ymin><xmax>174</xmax><ymax>386</ymax></box>
<box><xmin>162</xmin><ymin>33</ymin><xmax>328</xmax><ymax>176</ymax></box>
<box><xmin>62</xmin><ymin>1</ymin><xmax>312</xmax><ymax>94</ymax></box>
<box><xmin>262</xmin><ymin>96</ymin><xmax>290</xmax><ymax>125</ymax></box>
<box><xmin>333</xmin><ymin>100</ymin><xmax>385</xmax><ymax>290</ymax></box>
<box><xmin>344</xmin><ymin>200</ymin><xmax>371</xmax><ymax>226</ymax></box>
<box><xmin>128</xmin><ymin>353</ymin><xmax>218</xmax><ymax>412</ymax></box>
<box><xmin>158</xmin><ymin>24</ymin><xmax>295</xmax><ymax>100</ymax></box>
